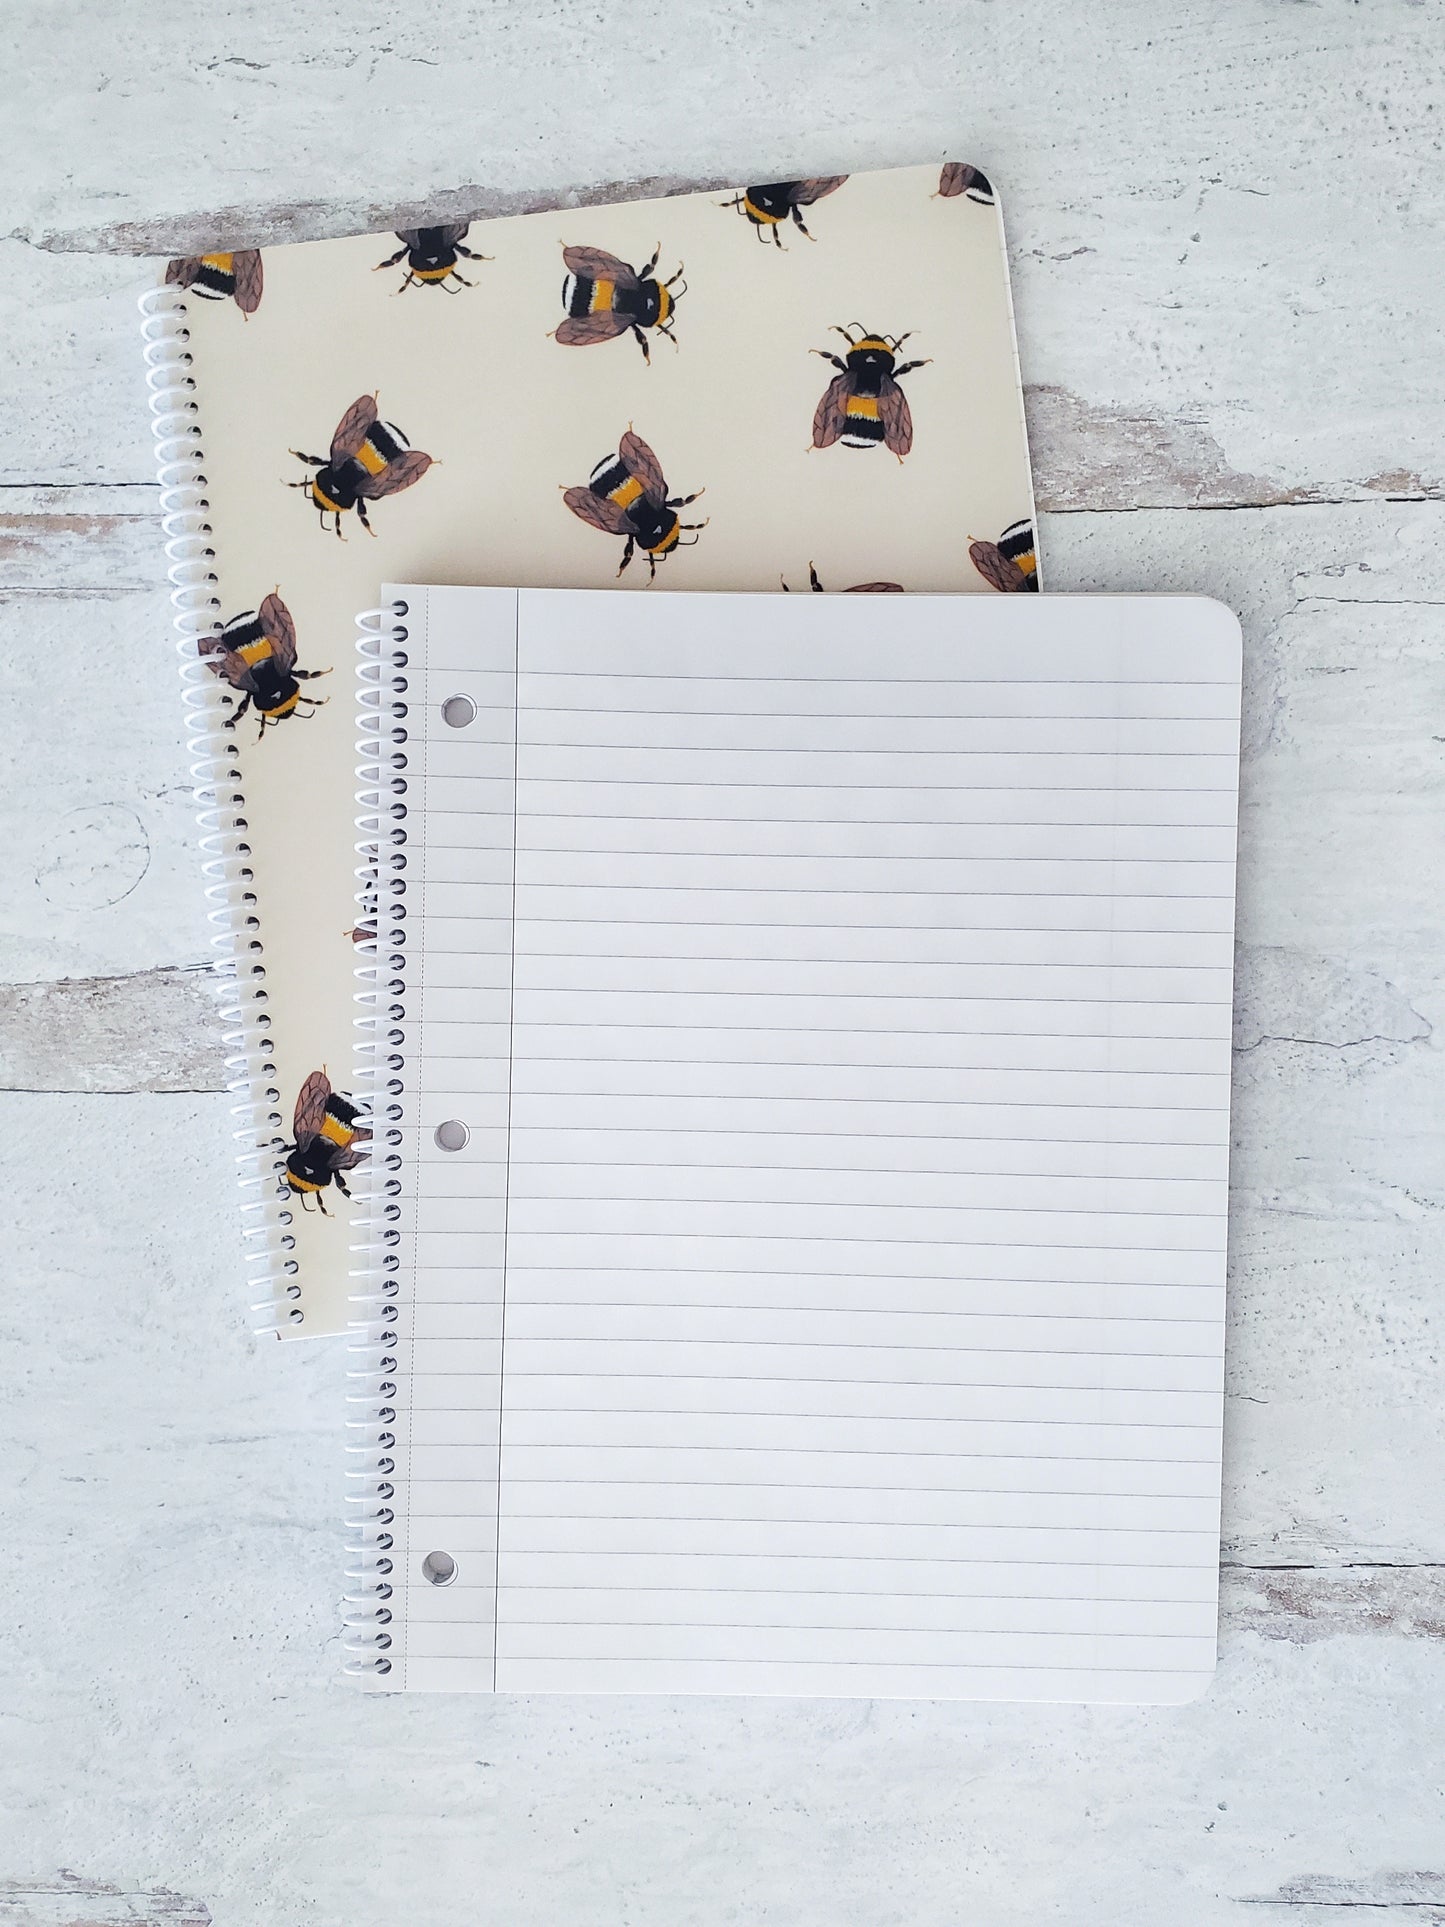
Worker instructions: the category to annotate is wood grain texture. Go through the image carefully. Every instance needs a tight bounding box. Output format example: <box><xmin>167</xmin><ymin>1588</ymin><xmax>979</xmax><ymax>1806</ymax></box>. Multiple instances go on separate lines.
<box><xmin>0</xmin><ymin>1879</ymin><xmax>211</xmax><ymax>1926</ymax></box>
<box><xmin>5</xmin><ymin>0</ymin><xmax>1445</xmax><ymax>1919</ymax></box>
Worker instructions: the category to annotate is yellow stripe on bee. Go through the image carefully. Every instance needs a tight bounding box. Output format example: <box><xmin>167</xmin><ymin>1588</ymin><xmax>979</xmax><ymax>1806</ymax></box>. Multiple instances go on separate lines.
<box><xmin>287</xmin><ymin>1172</ymin><xmax>323</xmax><ymax>1193</ymax></box>
<box><xmin>610</xmin><ymin>475</ymin><xmax>644</xmax><ymax>510</ymax></box>
<box><xmin>743</xmin><ymin>195</ymin><xmax>780</xmax><ymax>225</ymax></box>
<box><xmin>202</xmin><ymin>252</ymin><xmax>235</xmax><ymax>273</ymax></box>
<box><xmin>847</xmin><ymin>395</ymin><xmax>880</xmax><ymax>419</ymax></box>
<box><xmin>320</xmin><ymin>1113</ymin><xmax>352</xmax><ymax>1147</ymax></box>
<box><xmin>1016</xmin><ymin>553</ymin><xmax>1038</xmax><ymax>576</ymax></box>
<box><xmin>356</xmin><ymin>441</ymin><xmax>388</xmax><ymax>476</ymax></box>
<box><xmin>590</xmin><ymin>279</ymin><xmax>615</xmax><ymax>312</ymax></box>
<box><xmin>855</xmin><ymin>337</ymin><xmax>890</xmax><ymax>354</ymax></box>
<box><xmin>261</xmin><ymin>690</ymin><xmax>300</xmax><ymax>718</ymax></box>
<box><xmin>655</xmin><ymin>285</ymin><xmax>671</xmax><ymax>324</ymax></box>
<box><xmin>649</xmin><ymin>525</ymin><xmax>680</xmax><ymax>555</ymax></box>
<box><xmin>312</xmin><ymin>482</ymin><xmax>342</xmax><ymax>512</ymax></box>
<box><xmin>238</xmin><ymin>638</ymin><xmax>272</xmax><ymax>667</ymax></box>
<box><xmin>415</xmin><ymin>263</ymin><xmax>452</xmax><ymax>280</ymax></box>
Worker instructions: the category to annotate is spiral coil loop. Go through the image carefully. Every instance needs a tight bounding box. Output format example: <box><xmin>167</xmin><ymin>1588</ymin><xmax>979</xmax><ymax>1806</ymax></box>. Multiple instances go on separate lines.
<box><xmin>138</xmin><ymin>284</ymin><xmax>295</xmax><ymax>1332</ymax></box>
<box><xmin>344</xmin><ymin>599</ymin><xmax>410</xmax><ymax>1676</ymax></box>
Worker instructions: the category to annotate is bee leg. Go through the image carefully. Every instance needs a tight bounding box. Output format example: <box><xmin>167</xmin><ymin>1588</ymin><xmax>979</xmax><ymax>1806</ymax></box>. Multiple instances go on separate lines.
<box><xmin>893</xmin><ymin>359</ymin><xmax>932</xmax><ymax>378</ymax></box>
<box><xmin>667</xmin><ymin>488</ymin><xmax>705</xmax><ymax>507</ymax></box>
<box><xmin>334</xmin><ymin>1171</ymin><xmax>352</xmax><ymax>1199</ymax></box>
<box><xmin>356</xmin><ymin>499</ymin><xmax>377</xmax><ymax>537</ymax></box>
<box><xmin>375</xmin><ymin>247</ymin><xmax>408</xmax><ymax>270</ymax></box>
<box><xmin>229</xmin><ymin>692</ymin><xmax>251</xmax><ymax>729</ymax></box>
<box><xmin>811</xmin><ymin>349</ymin><xmax>849</xmax><ymax>373</ymax></box>
<box><xmin>641</xmin><ymin>242</ymin><xmax>662</xmax><ymax>277</ymax></box>
<box><xmin>792</xmin><ymin>209</ymin><xmax>816</xmax><ymax>241</ymax></box>
<box><xmin>291</xmin><ymin>450</ymin><xmax>328</xmax><ymax>468</ymax></box>
<box><xmin>315</xmin><ymin>1191</ymin><xmax>330</xmax><ymax>1217</ymax></box>
<box><xmin>809</xmin><ymin>564</ymin><xmax>824</xmax><ymax>593</ymax></box>
<box><xmin>295</xmin><ymin>666</ymin><xmax>331</xmax><ymax>681</ymax></box>
<box><xmin>448</xmin><ymin>273</ymin><xmax>474</xmax><ymax>290</ymax></box>
<box><xmin>632</xmin><ymin>326</ymin><xmax>652</xmax><ymax>364</ymax></box>
<box><xmin>617</xmin><ymin>534</ymin><xmax>635</xmax><ymax>576</ymax></box>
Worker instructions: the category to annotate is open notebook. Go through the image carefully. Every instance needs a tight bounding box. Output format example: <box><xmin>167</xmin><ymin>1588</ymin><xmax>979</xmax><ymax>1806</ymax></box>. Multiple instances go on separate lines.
<box><xmin>345</xmin><ymin>586</ymin><xmax>1242</xmax><ymax>1701</ymax></box>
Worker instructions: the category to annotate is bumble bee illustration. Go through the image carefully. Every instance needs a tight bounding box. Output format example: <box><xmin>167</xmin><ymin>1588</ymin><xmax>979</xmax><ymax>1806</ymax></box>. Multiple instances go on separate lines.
<box><xmin>936</xmin><ymin>163</ymin><xmax>995</xmax><ymax>205</ymax></box>
<box><xmin>783</xmin><ymin>565</ymin><xmax>904</xmax><ymax>593</ymax></box>
<box><xmin>564</xmin><ymin>430</ymin><xmax>707</xmax><ymax>580</ymax></box>
<box><xmin>282</xmin><ymin>1070</ymin><xmax>370</xmax><ymax>1213</ymax></box>
<box><xmin>811</xmin><ymin>326</ymin><xmax>930</xmax><ymax>458</ymax></box>
<box><xmin>200</xmin><ymin>593</ymin><xmax>329</xmax><ymax>736</ymax></box>
<box><xmin>969</xmin><ymin>520</ymin><xmax>1038</xmax><ymax>592</ymax></box>
<box><xmin>554</xmin><ymin>244</ymin><xmax>686</xmax><ymax>361</ymax></box>
<box><xmin>164</xmin><ymin>251</ymin><xmax>263</xmax><ymax>314</ymax></box>
<box><xmin>375</xmin><ymin>225</ymin><xmax>490</xmax><ymax>292</ymax></box>
<box><xmin>722</xmin><ymin>178</ymin><xmax>847</xmax><ymax>246</ymax></box>
<box><xmin>289</xmin><ymin>394</ymin><xmax>433</xmax><ymax>537</ymax></box>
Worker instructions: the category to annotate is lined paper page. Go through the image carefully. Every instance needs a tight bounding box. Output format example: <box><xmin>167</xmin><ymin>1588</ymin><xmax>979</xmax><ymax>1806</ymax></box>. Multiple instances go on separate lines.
<box><xmin>386</xmin><ymin>585</ymin><xmax>1241</xmax><ymax>1702</ymax></box>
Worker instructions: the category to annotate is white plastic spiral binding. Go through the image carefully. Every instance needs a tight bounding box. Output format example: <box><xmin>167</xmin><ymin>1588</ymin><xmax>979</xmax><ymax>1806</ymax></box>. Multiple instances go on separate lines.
<box><xmin>344</xmin><ymin>600</ymin><xmax>410</xmax><ymax>1675</ymax></box>
<box><xmin>138</xmin><ymin>283</ymin><xmax>296</xmax><ymax>1333</ymax></box>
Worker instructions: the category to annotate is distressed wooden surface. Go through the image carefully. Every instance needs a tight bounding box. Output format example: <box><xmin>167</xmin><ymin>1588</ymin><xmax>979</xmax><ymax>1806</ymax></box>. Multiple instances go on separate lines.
<box><xmin>4</xmin><ymin>2</ymin><xmax>1445</xmax><ymax>1923</ymax></box>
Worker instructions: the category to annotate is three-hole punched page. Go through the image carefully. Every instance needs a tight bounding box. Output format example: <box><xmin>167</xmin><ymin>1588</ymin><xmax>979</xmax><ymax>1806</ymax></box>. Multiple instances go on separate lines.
<box><xmin>350</xmin><ymin>585</ymin><xmax>1242</xmax><ymax>1702</ymax></box>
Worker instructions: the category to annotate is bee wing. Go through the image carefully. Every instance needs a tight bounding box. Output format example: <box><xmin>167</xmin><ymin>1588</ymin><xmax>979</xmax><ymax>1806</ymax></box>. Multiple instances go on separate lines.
<box><xmin>845</xmin><ymin>581</ymin><xmax>905</xmax><ymax>593</ymax></box>
<box><xmin>292</xmin><ymin>1069</ymin><xmax>332</xmax><ymax>1147</ymax></box>
<box><xmin>357</xmin><ymin>449</ymin><xmax>433</xmax><ymax>500</ymax></box>
<box><xmin>619</xmin><ymin>430</ymin><xmax>667</xmax><ymax>498</ymax></box>
<box><xmin>938</xmin><ymin>162</ymin><xmax>993</xmax><ymax>202</ymax></box>
<box><xmin>562</xmin><ymin>245</ymin><xmax>638</xmax><ymax>287</ymax></box>
<box><xmin>330</xmin><ymin>394</ymin><xmax>379</xmax><ymax>467</ymax></box>
<box><xmin>878</xmin><ymin>377</ymin><xmax>914</xmax><ymax>457</ymax></box>
<box><xmin>968</xmin><ymin>540</ymin><xmax>1031</xmax><ymax>592</ymax></box>
<box><xmin>258</xmin><ymin>592</ymin><xmax>297</xmax><ymax>671</ymax></box>
<box><xmin>165</xmin><ymin>257</ymin><xmax>201</xmax><ymax>288</ymax></box>
<box><xmin>232</xmin><ymin>250</ymin><xmax>263</xmax><ymax>313</ymax></box>
<box><xmin>811</xmin><ymin>373</ymin><xmax>852</xmax><ymax>449</ymax></box>
<box><xmin>207</xmin><ymin>647</ymin><xmax>255</xmax><ymax>690</ymax></box>
<box><xmin>393</xmin><ymin>229</ymin><xmax>425</xmax><ymax>248</ymax></box>
<box><xmin>332</xmin><ymin>1143</ymin><xmax>371</xmax><ymax>1171</ymax></box>
<box><xmin>554</xmin><ymin>312</ymin><xmax>632</xmax><ymax>346</ymax></box>
<box><xmin>564</xmin><ymin>486</ymin><xmax>631</xmax><ymax>535</ymax></box>
<box><xmin>791</xmin><ymin>176</ymin><xmax>848</xmax><ymax>205</ymax></box>
<box><xmin>436</xmin><ymin>223</ymin><xmax>471</xmax><ymax>246</ymax></box>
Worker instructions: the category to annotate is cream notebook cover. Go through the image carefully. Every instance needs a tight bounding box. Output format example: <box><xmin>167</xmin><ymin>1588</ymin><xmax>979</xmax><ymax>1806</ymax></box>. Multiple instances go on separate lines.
<box><xmin>345</xmin><ymin>586</ymin><xmax>1242</xmax><ymax>1702</ymax></box>
<box><xmin>140</xmin><ymin>162</ymin><xmax>1037</xmax><ymax>1336</ymax></box>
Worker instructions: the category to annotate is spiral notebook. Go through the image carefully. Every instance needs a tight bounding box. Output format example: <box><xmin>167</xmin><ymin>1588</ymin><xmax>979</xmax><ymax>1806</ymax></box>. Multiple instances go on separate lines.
<box><xmin>345</xmin><ymin>584</ymin><xmax>1243</xmax><ymax>1702</ymax></box>
<box><xmin>139</xmin><ymin>160</ymin><xmax>1037</xmax><ymax>1338</ymax></box>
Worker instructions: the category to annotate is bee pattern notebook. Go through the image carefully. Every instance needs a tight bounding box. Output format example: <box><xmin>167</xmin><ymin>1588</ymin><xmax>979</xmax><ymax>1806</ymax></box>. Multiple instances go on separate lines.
<box><xmin>139</xmin><ymin>162</ymin><xmax>1037</xmax><ymax>1337</ymax></box>
<box><xmin>345</xmin><ymin>585</ymin><xmax>1242</xmax><ymax>1702</ymax></box>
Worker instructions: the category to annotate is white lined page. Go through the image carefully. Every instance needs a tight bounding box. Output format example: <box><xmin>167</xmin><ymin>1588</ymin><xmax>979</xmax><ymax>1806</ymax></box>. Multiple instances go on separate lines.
<box><xmin>381</xmin><ymin>586</ymin><xmax>1241</xmax><ymax>1702</ymax></box>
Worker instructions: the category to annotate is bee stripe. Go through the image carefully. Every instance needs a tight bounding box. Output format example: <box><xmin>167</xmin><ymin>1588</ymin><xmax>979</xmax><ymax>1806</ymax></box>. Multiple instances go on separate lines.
<box><xmin>202</xmin><ymin>252</ymin><xmax>235</xmax><ymax>273</ymax></box>
<box><xmin>287</xmin><ymin>1173</ymin><xmax>324</xmax><ymax>1193</ymax></box>
<box><xmin>414</xmin><ymin>263</ymin><xmax>453</xmax><ymax>281</ymax></box>
<box><xmin>649</xmin><ymin>525</ymin><xmax>681</xmax><ymax>555</ymax></box>
<box><xmin>356</xmin><ymin>441</ymin><xmax>388</xmax><ymax>476</ymax></box>
<box><xmin>320</xmin><ymin>1113</ymin><xmax>353</xmax><ymax>1147</ymax></box>
<box><xmin>312</xmin><ymin>483</ymin><xmax>343</xmax><ymax>513</ymax></box>
<box><xmin>847</xmin><ymin>396</ymin><xmax>881</xmax><ymax>420</ymax></box>
<box><xmin>238</xmin><ymin>638</ymin><xmax>273</xmax><ymax>667</ymax></box>
<box><xmin>261</xmin><ymin>690</ymin><xmax>301</xmax><ymax>718</ymax></box>
<box><xmin>609</xmin><ymin>475</ymin><xmax>644</xmax><ymax>510</ymax></box>
<box><xmin>743</xmin><ymin>195</ymin><xmax>781</xmax><ymax>225</ymax></box>
<box><xmin>590</xmin><ymin>278</ymin><xmax>615</xmax><ymax>312</ymax></box>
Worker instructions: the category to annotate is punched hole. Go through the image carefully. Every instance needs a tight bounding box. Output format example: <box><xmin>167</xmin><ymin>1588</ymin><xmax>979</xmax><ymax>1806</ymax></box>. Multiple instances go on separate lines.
<box><xmin>421</xmin><ymin>1550</ymin><xmax>457</xmax><ymax>1586</ymax></box>
<box><xmin>433</xmin><ymin>1119</ymin><xmax>470</xmax><ymax>1152</ymax></box>
<box><xmin>441</xmin><ymin>694</ymin><xmax>477</xmax><ymax>729</ymax></box>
